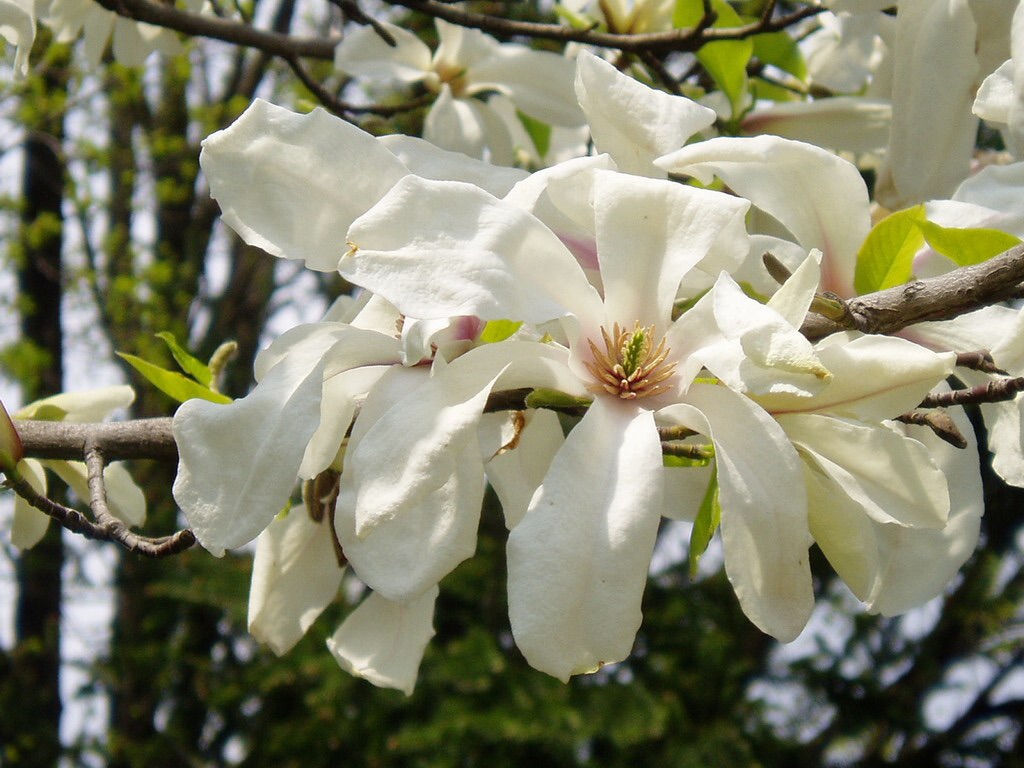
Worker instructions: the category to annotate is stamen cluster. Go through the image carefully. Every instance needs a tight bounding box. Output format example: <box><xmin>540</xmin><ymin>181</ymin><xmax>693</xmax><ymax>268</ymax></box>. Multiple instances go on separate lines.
<box><xmin>585</xmin><ymin>322</ymin><xmax>677</xmax><ymax>400</ymax></box>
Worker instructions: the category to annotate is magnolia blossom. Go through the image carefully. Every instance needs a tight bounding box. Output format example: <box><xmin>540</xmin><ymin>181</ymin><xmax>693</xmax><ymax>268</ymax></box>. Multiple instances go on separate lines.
<box><xmin>334</xmin><ymin>19</ymin><xmax>584</xmax><ymax>164</ymax></box>
<box><xmin>338</xmin><ymin>165</ymin><xmax>846</xmax><ymax>678</ymax></box>
<box><xmin>974</xmin><ymin>1</ymin><xmax>1024</xmax><ymax>157</ymax></box>
<box><xmin>1</xmin><ymin>0</ymin><xmax>34</xmax><ymax>77</ymax></box>
<box><xmin>559</xmin><ymin>0</ymin><xmax>674</xmax><ymax>34</ymax></box>
<box><xmin>43</xmin><ymin>0</ymin><xmax>182</xmax><ymax>66</ymax></box>
<box><xmin>11</xmin><ymin>386</ymin><xmax>146</xmax><ymax>548</ymax></box>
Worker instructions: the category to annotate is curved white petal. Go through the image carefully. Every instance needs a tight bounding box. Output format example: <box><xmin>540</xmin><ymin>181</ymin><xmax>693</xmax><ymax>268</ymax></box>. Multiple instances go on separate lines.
<box><xmin>866</xmin><ymin>406</ymin><xmax>983</xmax><ymax>615</ymax></box>
<box><xmin>11</xmin><ymin>459</ymin><xmax>49</xmax><ymax>549</ymax></box>
<box><xmin>742</xmin><ymin>98</ymin><xmax>891</xmax><ymax>155</ymax></box>
<box><xmin>0</xmin><ymin>0</ymin><xmax>35</xmax><ymax>78</ymax></box>
<box><xmin>327</xmin><ymin>585</ymin><xmax>439</xmax><ymax>696</ymax></box>
<box><xmin>200</xmin><ymin>100</ymin><xmax>409</xmax><ymax>271</ymax></box>
<box><xmin>333</xmin><ymin>21</ymin><xmax>432</xmax><ymax>83</ymax></box>
<box><xmin>378</xmin><ymin>133</ymin><xmax>528</xmax><ymax>197</ymax></box>
<box><xmin>469</xmin><ymin>47</ymin><xmax>584</xmax><ymax>127</ymax></box>
<box><xmin>433</xmin><ymin>18</ymin><xmax>501</xmax><ymax>72</ymax></box>
<box><xmin>657</xmin><ymin>135</ymin><xmax>870</xmax><ymax>299</ymax></box>
<box><xmin>874</xmin><ymin>0</ymin><xmax>979</xmax><ymax>207</ymax></box>
<box><xmin>111</xmin><ymin>17</ymin><xmax>181</xmax><ymax>67</ymax></box>
<box><xmin>778</xmin><ymin>413</ymin><xmax>949</xmax><ymax>529</ymax></box>
<box><xmin>593</xmin><ymin>171</ymin><xmax>749</xmax><ymax>329</ymax></box>
<box><xmin>16</xmin><ymin>385</ymin><xmax>134</xmax><ymax>422</ymax></box>
<box><xmin>576</xmin><ymin>51</ymin><xmax>716</xmax><ymax>176</ymax></box>
<box><xmin>423</xmin><ymin>86</ymin><xmax>490</xmax><ymax>159</ymax></box>
<box><xmin>344</xmin><ymin>175</ymin><xmax>602</xmax><ymax>325</ymax></box>
<box><xmin>755</xmin><ymin>334</ymin><xmax>954</xmax><ymax>421</ymax></box>
<box><xmin>507</xmin><ymin>398</ymin><xmax>663</xmax><ymax>680</ymax></box>
<box><xmin>248</xmin><ymin>508</ymin><xmax>345</xmax><ymax>655</ymax></box>
<box><xmin>659</xmin><ymin>384</ymin><xmax>814</xmax><ymax>642</ymax></box>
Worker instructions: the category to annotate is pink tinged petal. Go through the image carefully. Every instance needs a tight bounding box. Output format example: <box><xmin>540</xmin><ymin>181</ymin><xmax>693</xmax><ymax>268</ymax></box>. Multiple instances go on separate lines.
<box><xmin>483</xmin><ymin>409</ymin><xmax>564</xmax><ymax>530</ymax></box>
<box><xmin>248</xmin><ymin>508</ymin><xmax>345</xmax><ymax>655</ymax></box>
<box><xmin>742</xmin><ymin>98</ymin><xmax>892</xmax><ymax>155</ymax></box>
<box><xmin>592</xmin><ymin>171</ymin><xmax>750</xmax><ymax>328</ymax></box>
<box><xmin>659</xmin><ymin>384</ymin><xmax>814</xmax><ymax>642</ymax></box>
<box><xmin>507</xmin><ymin>399</ymin><xmax>663</xmax><ymax>681</ymax></box>
<box><xmin>344</xmin><ymin>175</ymin><xmax>602</xmax><ymax>325</ymax></box>
<box><xmin>327</xmin><ymin>585</ymin><xmax>439</xmax><ymax>696</ymax></box>
<box><xmin>866</xmin><ymin>406</ymin><xmax>982</xmax><ymax>615</ymax></box>
<box><xmin>756</xmin><ymin>334</ymin><xmax>954</xmax><ymax>421</ymax></box>
<box><xmin>657</xmin><ymin>135</ymin><xmax>870</xmax><ymax>299</ymax></box>
<box><xmin>378</xmin><ymin>134</ymin><xmax>528</xmax><ymax>197</ymax></box>
<box><xmin>173</xmin><ymin>355</ymin><xmax>327</xmax><ymax>557</ymax></box>
<box><xmin>199</xmin><ymin>100</ymin><xmax>409</xmax><ymax>272</ymax></box>
<box><xmin>874</xmin><ymin>0</ymin><xmax>979</xmax><ymax>208</ymax></box>
<box><xmin>11</xmin><ymin>459</ymin><xmax>49</xmax><ymax>549</ymax></box>
<box><xmin>777</xmin><ymin>413</ymin><xmax>949</xmax><ymax>529</ymax></box>
<box><xmin>468</xmin><ymin>47</ymin><xmax>585</xmax><ymax>127</ymax></box>
<box><xmin>333</xmin><ymin>21</ymin><xmax>432</xmax><ymax>83</ymax></box>
<box><xmin>575</xmin><ymin>51</ymin><xmax>717</xmax><ymax>176</ymax></box>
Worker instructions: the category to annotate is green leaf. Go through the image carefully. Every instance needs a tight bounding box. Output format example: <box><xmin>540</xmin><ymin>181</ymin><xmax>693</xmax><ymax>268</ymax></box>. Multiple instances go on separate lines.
<box><xmin>689</xmin><ymin>466</ymin><xmax>720</xmax><ymax>579</ymax></box>
<box><xmin>516</xmin><ymin>111</ymin><xmax>551</xmax><ymax>159</ymax></box>
<box><xmin>916</xmin><ymin>221</ymin><xmax>1021</xmax><ymax>267</ymax></box>
<box><xmin>118</xmin><ymin>353</ymin><xmax>232</xmax><ymax>405</ymax></box>
<box><xmin>675</xmin><ymin>0</ymin><xmax>753</xmax><ymax>119</ymax></box>
<box><xmin>853</xmin><ymin>204</ymin><xmax>926</xmax><ymax>294</ymax></box>
<box><xmin>156</xmin><ymin>331</ymin><xmax>213</xmax><ymax>387</ymax></box>
<box><xmin>479</xmin><ymin>319</ymin><xmax>523</xmax><ymax>344</ymax></box>
<box><xmin>752</xmin><ymin>30</ymin><xmax>807</xmax><ymax>81</ymax></box>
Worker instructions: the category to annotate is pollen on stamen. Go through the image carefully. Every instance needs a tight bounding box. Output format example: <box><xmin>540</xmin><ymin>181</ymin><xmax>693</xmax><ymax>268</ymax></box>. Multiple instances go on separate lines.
<box><xmin>583</xmin><ymin>322</ymin><xmax>677</xmax><ymax>400</ymax></box>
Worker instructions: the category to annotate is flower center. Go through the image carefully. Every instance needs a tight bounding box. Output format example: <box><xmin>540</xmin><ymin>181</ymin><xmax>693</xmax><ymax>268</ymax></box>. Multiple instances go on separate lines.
<box><xmin>584</xmin><ymin>322</ymin><xmax>677</xmax><ymax>400</ymax></box>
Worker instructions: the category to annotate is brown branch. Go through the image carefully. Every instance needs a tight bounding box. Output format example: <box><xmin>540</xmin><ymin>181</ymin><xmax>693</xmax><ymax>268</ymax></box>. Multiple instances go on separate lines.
<box><xmin>919</xmin><ymin>377</ymin><xmax>1024</xmax><ymax>409</ymax></box>
<box><xmin>801</xmin><ymin>244</ymin><xmax>1024</xmax><ymax>340</ymax></box>
<box><xmin>15</xmin><ymin>417</ymin><xmax>177</xmax><ymax>461</ymax></box>
<box><xmin>955</xmin><ymin>350</ymin><xmax>1006</xmax><ymax>375</ymax></box>
<box><xmin>894</xmin><ymin>409</ymin><xmax>968</xmax><ymax>449</ymax></box>
<box><xmin>93</xmin><ymin>0</ymin><xmax>338</xmax><ymax>59</ymax></box>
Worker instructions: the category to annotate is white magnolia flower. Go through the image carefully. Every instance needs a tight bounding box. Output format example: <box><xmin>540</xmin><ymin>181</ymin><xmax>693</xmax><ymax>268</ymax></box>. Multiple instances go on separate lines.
<box><xmin>974</xmin><ymin>2</ymin><xmax>1024</xmax><ymax>157</ymax></box>
<box><xmin>1</xmin><ymin>0</ymin><xmax>34</xmax><ymax>77</ymax></box>
<box><xmin>339</xmin><ymin>166</ymin><xmax>839</xmax><ymax>678</ymax></box>
<box><xmin>42</xmin><ymin>0</ymin><xmax>182</xmax><ymax>66</ymax></box>
<box><xmin>334</xmin><ymin>18</ymin><xmax>585</xmax><ymax>163</ymax></box>
<box><xmin>559</xmin><ymin>0</ymin><xmax>675</xmax><ymax>34</ymax></box>
<box><xmin>11</xmin><ymin>386</ymin><xmax>146</xmax><ymax>548</ymax></box>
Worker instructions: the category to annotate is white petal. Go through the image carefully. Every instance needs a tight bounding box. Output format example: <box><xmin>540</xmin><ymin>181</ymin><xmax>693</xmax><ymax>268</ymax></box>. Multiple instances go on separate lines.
<box><xmin>327</xmin><ymin>585</ymin><xmax>439</xmax><ymax>696</ymax></box>
<box><xmin>755</xmin><ymin>334</ymin><xmax>954</xmax><ymax>421</ymax></box>
<box><xmin>16</xmin><ymin>385</ymin><xmax>134</xmax><ymax>422</ymax></box>
<box><xmin>200</xmin><ymin>100</ymin><xmax>409</xmax><ymax>271</ymax></box>
<box><xmin>874</xmin><ymin>0</ymin><xmax>979</xmax><ymax>207</ymax></box>
<box><xmin>484</xmin><ymin>409</ymin><xmax>564</xmax><ymax>530</ymax></box>
<box><xmin>469</xmin><ymin>47</ymin><xmax>584</xmax><ymax>127</ymax></box>
<box><xmin>974</xmin><ymin>59</ymin><xmax>1014</xmax><ymax>124</ymax></box>
<box><xmin>0</xmin><ymin>0</ymin><xmax>35</xmax><ymax>78</ymax></box>
<box><xmin>433</xmin><ymin>18</ymin><xmax>502</xmax><ymax>72</ymax></box>
<box><xmin>657</xmin><ymin>135</ymin><xmax>871</xmax><ymax>299</ymax></box>
<box><xmin>507</xmin><ymin>399</ymin><xmax>663</xmax><ymax>680</ymax></box>
<box><xmin>423</xmin><ymin>86</ymin><xmax>490</xmax><ymax>159</ymax></box>
<box><xmin>378</xmin><ymin>133</ymin><xmax>528</xmax><ymax>197</ymax></box>
<box><xmin>778</xmin><ymin>413</ymin><xmax>949</xmax><ymax>529</ymax></box>
<box><xmin>43</xmin><ymin>460</ymin><xmax>146</xmax><ymax>528</ymax></box>
<box><xmin>659</xmin><ymin>384</ymin><xmax>814</xmax><ymax>642</ymax></box>
<box><xmin>344</xmin><ymin>175</ymin><xmax>602</xmax><ymax>325</ymax></box>
<box><xmin>742</xmin><ymin>98</ymin><xmax>891</xmax><ymax>155</ymax></box>
<box><xmin>765</xmin><ymin>250</ymin><xmax>822</xmax><ymax>330</ymax></box>
<box><xmin>661</xmin><ymin>462</ymin><xmax>715</xmax><ymax>522</ymax></box>
<box><xmin>173</xmin><ymin>353</ymin><xmax>327</xmax><ymax>556</ymax></box>
<box><xmin>592</xmin><ymin>171</ymin><xmax>749</xmax><ymax>328</ymax></box>
<box><xmin>248</xmin><ymin>508</ymin><xmax>345</xmax><ymax>655</ymax></box>
<box><xmin>576</xmin><ymin>51</ymin><xmax>716</xmax><ymax>176</ymax></box>
<box><xmin>866</xmin><ymin>405</ymin><xmax>983</xmax><ymax>615</ymax></box>
<box><xmin>333</xmin><ymin>21</ymin><xmax>432</xmax><ymax>83</ymax></box>
<box><xmin>11</xmin><ymin>459</ymin><xmax>49</xmax><ymax>549</ymax></box>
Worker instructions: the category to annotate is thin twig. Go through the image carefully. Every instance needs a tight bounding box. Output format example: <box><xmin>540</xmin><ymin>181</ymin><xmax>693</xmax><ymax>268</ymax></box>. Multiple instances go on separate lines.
<box><xmin>919</xmin><ymin>377</ymin><xmax>1024</xmax><ymax>409</ymax></box>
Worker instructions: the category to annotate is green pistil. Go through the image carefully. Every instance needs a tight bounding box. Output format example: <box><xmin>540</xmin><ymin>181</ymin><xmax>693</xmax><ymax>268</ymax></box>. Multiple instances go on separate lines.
<box><xmin>621</xmin><ymin>327</ymin><xmax>649</xmax><ymax>377</ymax></box>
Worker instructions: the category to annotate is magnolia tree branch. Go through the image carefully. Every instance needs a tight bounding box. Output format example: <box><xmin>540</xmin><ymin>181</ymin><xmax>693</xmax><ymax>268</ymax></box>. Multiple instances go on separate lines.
<box><xmin>800</xmin><ymin>243</ymin><xmax>1024</xmax><ymax>340</ymax></box>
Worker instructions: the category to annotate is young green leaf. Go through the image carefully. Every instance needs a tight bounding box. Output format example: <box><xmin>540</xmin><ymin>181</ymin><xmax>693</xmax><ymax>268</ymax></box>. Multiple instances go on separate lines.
<box><xmin>752</xmin><ymin>30</ymin><xmax>807</xmax><ymax>81</ymax></box>
<box><xmin>516</xmin><ymin>110</ymin><xmax>552</xmax><ymax>159</ymax></box>
<box><xmin>676</xmin><ymin>0</ymin><xmax>753</xmax><ymax>119</ymax></box>
<box><xmin>118</xmin><ymin>353</ymin><xmax>232</xmax><ymax>405</ymax></box>
<box><xmin>916</xmin><ymin>220</ymin><xmax>1021</xmax><ymax>267</ymax></box>
<box><xmin>853</xmin><ymin>204</ymin><xmax>926</xmax><ymax>294</ymax></box>
<box><xmin>156</xmin><ymin>331</ymin><xmax>214</xmax><ymax>387</ymax></box>
<box><xmin>480</xmin><ymin>319</ymin><xmax>524</xmax><ymax>344</ymax></box>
